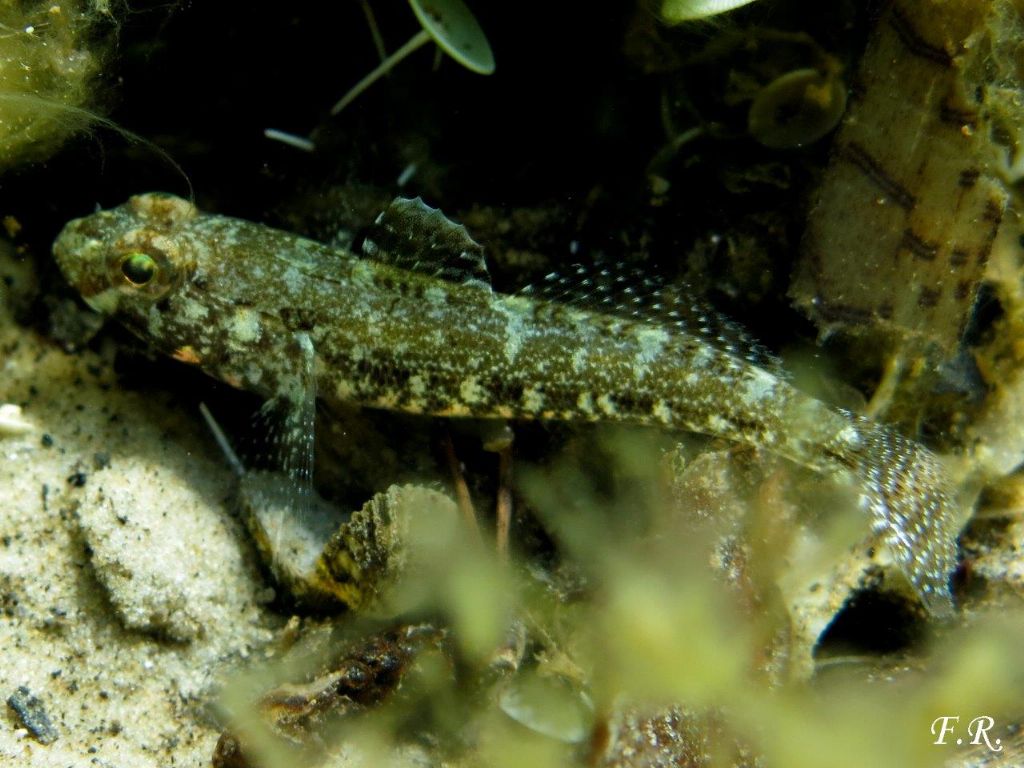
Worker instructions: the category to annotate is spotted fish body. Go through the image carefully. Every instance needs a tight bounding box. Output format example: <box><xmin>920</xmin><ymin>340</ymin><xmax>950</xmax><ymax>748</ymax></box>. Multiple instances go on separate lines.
<box><xmin>52</xmin><ymin>193</ymin><xmax>959</xmax><ymax>615</ymax></box>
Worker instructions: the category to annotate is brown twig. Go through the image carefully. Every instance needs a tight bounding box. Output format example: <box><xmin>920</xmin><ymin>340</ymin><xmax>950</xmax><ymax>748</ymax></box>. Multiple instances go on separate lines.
<box><xmin>441</xmin><ymin>430</ymin><xmax>482</xmax><ymax>545</ymax></box>
<box><xmin>495</xmin><ymin>444</ymin><xmax>513</xmax><ymax>561</ymax></box>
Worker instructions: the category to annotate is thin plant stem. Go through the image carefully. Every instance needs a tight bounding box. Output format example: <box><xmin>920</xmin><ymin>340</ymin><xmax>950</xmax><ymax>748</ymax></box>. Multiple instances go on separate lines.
<box><xmin>357</xmin><ymin>0</ymin><xmax>387</xmax><ymax>63</ymax></box>
<box><xmin>330</xmin><ymin>28</ymin><xmax>431</xmax><ymax>115</ymax></box>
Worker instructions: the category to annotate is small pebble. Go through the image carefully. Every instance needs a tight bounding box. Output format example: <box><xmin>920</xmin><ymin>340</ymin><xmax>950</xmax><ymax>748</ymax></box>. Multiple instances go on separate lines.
<box><xmin>0</xmin><ymin>404</ymin><xmax>33</xmax><ymax>436</ymax></box>
<box><xmin>6</xmin><ymin>686</ymin><xmax>59</xmax><ymax>745</ymax></box>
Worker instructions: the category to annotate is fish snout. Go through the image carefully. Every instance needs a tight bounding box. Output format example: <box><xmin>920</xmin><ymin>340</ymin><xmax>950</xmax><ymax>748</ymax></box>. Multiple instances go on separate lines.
<box><xmin>52</xmin><ymin>213</ymin><xmax>119</xmax><ymax>307</ymax></box>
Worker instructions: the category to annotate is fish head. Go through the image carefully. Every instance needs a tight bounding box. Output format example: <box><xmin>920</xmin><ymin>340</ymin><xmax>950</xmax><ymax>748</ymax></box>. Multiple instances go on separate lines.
<box><xmin>53</xmin><ymin>192</ymin><xmax>199</xmax><ymax>322</ymax></box>
<box><xmin>53</xmin><ymin>192</ymin><xmax>295</xmax><ymax>391</ymax></box>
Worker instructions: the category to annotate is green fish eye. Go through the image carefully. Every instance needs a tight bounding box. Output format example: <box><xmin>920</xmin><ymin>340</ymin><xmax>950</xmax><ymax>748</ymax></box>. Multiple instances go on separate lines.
<box><xmin>119</xmin><ymin>252</ymin><xmax>158</xmax><ymax>286</ymax></box>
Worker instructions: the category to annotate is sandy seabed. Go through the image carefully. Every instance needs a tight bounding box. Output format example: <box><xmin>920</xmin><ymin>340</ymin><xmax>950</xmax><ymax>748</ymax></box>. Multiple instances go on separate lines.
<box><xmin>1</xmin><ymin>242</ymin><xmax>281</xmax><ymax>767</ymax></box>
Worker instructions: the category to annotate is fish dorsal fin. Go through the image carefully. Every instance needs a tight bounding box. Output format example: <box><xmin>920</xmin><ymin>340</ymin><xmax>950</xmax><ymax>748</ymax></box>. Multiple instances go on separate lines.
<box><xmin>361</xmin><ymin>197</ymin><xmax>491</xmax><ymax>290</ymax></box>
<box><xmin>520</xmin><ymin>263</ymin><xmax>787</xmax><ymax>377</ymax></box>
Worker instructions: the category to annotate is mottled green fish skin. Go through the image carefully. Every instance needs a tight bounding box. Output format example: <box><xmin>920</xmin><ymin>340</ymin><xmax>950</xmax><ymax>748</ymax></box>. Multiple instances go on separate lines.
<box><xmin>52</xmin><ymin>193</ymin><xmax>960</xmax><ymax>615</ymax></box>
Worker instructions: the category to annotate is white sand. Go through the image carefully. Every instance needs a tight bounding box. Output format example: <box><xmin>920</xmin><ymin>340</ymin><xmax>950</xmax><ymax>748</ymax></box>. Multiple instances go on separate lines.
<box><xmin>1</xmin><ymin>243</ymin><xmax>280</xmax><ymax>766</ymax></box>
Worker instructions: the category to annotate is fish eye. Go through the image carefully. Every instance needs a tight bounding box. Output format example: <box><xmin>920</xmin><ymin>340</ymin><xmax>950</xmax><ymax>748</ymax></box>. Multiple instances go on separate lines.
<box><xmin>107</xmin><ymin>240</ymin><xmax>181</xmax><ymax>301</ymax></box>
<box><xmin>119</xmin><ymin>252</ymin><xmax>158</xmax><ymax>286</ymax></box>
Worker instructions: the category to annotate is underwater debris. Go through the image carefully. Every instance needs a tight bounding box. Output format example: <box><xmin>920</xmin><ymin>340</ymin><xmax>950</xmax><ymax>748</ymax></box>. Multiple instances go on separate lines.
<box><xmin>330</xmin><ymin>0</ymin><xmax>495</xmax><ymax>115</ymax></box>
<box><xmin>592</xmin><ymin>704</ymin><xmax>756</xmax><ymax>768</ymax></box>
<box><xmin>0</xmin><ymin>1</ymin><xmax>110</xmax><ymax>170</ymax></box>
<box><xmin>263</xmin><ymin>128</ymin><xmax>315</xmax><ymax>153</ymax></box>
<box><xmin>213</xmin><ymin>622</ymin><xmax>450</xmax><ymax>768</ymax></box>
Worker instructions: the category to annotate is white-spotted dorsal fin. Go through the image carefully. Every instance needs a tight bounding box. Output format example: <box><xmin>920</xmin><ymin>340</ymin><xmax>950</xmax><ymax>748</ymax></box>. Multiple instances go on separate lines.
<box><xmin>361</xmin><ymin>197</ymin><xmax>491</xmax><ymax>290</ymax></box>
<box><xmin>520</xmin><ymin>262</ymin><xmax>787</xmax><ymax>377</ymax></box>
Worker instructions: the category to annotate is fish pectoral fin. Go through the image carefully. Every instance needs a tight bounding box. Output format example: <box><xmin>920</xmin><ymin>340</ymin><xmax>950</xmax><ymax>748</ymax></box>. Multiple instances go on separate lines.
<box><xmin>234</xmin><ymin>331</ymin><xmax>319</xmax><ymax>570</ymax></box>
<box><xmin>252</xmin><ymin>331</ymin><xmax>317</xmax><ymax>494</ymax></box>
<box><xmin>222</xmin><ymin>330</ymin><xmax>345</xmax><ymax>607</ymax></box>
<box><xmin>361</xmin><ymin>197</ymin><xmax>492</xmax><ymax>291</ymax></box>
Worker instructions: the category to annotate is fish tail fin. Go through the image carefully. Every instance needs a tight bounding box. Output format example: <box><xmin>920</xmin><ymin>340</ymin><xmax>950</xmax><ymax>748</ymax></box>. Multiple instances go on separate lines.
<box><xmin>855</xmin><ymin>421</ymin><xmax>960</xmax><ymax>617</ymax></box>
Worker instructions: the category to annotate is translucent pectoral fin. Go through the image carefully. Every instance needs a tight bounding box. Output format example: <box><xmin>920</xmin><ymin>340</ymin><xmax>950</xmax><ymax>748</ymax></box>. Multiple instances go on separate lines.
<box><xmin>201</xmin><ymin>331</ymin><xmax>338</xmax><ymax>607</ymax></box>
<box><xmin>250</xmin><ymin>331</ymin><xmax>317</xmax><ymax>501</ymax></box>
